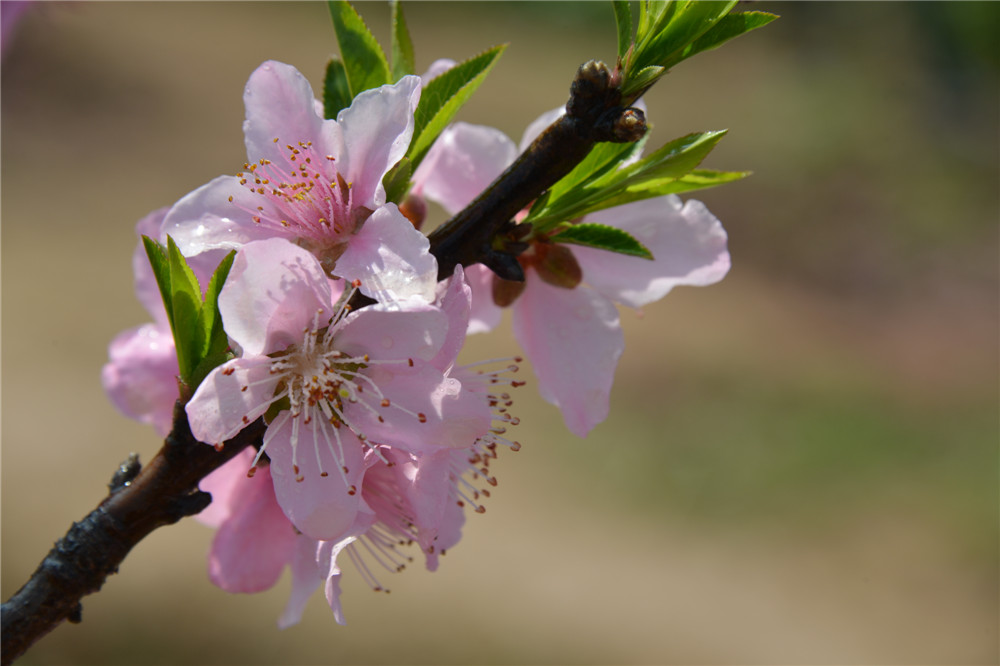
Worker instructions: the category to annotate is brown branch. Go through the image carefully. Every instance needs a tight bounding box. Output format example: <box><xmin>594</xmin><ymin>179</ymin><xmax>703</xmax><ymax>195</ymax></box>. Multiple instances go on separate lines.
<box><xmin>0</xmin><ymin>405</ymin><xmax>265</xmax><ymax>666</ymax></box>
<box><xmin>0</xmin><ymin>58</ymin><xmax>647</xmax><ymax>666</ymax></box>
<box><xmin>428</xmin><ymin>60</ymin><xmax>646</xmax><ymax>281</ymax></box>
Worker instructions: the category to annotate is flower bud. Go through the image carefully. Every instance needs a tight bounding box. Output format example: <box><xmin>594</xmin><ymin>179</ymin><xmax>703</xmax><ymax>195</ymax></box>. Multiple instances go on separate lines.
<box><xmin>533</xmin><ymin>242</ymin><xmax>583</xmax><ymax>289</ymax></box>
<box><xmin>399</xmin><ymin>193</ymin><xmax>427</xmax><ymax>230</ymax></box>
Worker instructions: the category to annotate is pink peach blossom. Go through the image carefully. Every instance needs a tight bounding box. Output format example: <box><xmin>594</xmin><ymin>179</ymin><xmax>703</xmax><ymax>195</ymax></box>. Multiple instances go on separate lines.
<box><xmin>164</xmin><ymin>60</ymin><xmax>436</xmax><ymax>304</ymax></box>
<box><xmin>413</xmin><ymin>118</ymin><xmax>729</xmax><ymax>437</ymax></box>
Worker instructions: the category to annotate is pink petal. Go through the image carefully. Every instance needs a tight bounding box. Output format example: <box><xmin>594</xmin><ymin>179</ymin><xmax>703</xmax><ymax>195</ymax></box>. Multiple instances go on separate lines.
<box><xmin>322</xmin><ymin>538</ymin><xmax>356</xmax><ymax>625</ymax></box>
<box><xmin>428</xmin><ymin>266</ymin><xmax>472</xmax><ymax>372</ymax></box>
<box><xmin>266</xmin><ymin>412</ymin><xmax>367</xmax><ymax>541</ymax></box>
<box><xmin>574</xmin><ymin>195</ymin><xmax>730</xmax><ymax>308</ymax></box>
<box><xmin>102</xmin><ymin>323</ymin><xmax>179</xmax><ymax>437</ymax></box>
<box><xmin>412</xmin><ymin>122</ymin><xmax>517</xmax><ymax>215</ymax></box>
<box><xmin>512</xmin><ymin>274</ymin><xmax>623</xmax><ymax>437</ymax></box>
<box><xmin>464</xmin><ymin>263</ymin><xmax>503</xmax><ymax>334</ymax></box>
<box><xmin>335</xmin><ymin>303</ymin><xmax>447</xmax><ymax>364</ymax></box>
<box><xmin>197</xmin><ymin>448</ymin><xmax>256</xmax><ymax>528</ymax></box>
<box><xmin>333</xmin><ymin>204</ymin><xmax>437</xmax><ymax>303</ymax></box>
<box><xmin>163</xmin><ymin>175</ymin><xmax>277</xmax><ymax>257</ymax></box>
<box><xmin>400</xmin><ymin>449</ymin><xmax>466</xmax><ymax>570</ymax></box>
<box><xmin>348</xmin><ymin>365</ymin><xmax>491</xmax><ymax>453</ymax></box>
<box><xmin>242</xmin><ymin>61</ymin><xmax>330</xmax><ymax>167</ymax></box>
<box><xmin>278</xmin><ymin>536</ymin><xmax>325</xmax><ymax>629</ymax></box>
<box><xmin>337</xmin><ymin>76</ymin><xmax>421</xmax><ymax>209</ymax></box>
<box><xmin>206</xmin><ymin>461</ymin><xmax>297</xmax><ymax>594</ymax></box>
<box><xmin>219</xmin><ymin>239</ymin><xmax>333</xmax><ymax>356</ymax></box>
<box><xmin>185</xmin><ymin>356</ymin><xmax>281</xmax><ymax>446</ymax></box>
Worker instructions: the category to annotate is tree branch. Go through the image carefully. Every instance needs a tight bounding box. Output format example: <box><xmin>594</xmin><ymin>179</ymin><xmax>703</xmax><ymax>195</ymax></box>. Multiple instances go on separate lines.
<box><xmin>0</xmin><ymin>405</ymin><xmax>266</xmax><ymax>666</ymax></box>
<box><xmin>428</xmin><ymin>60</ymin><xmax>646</xmax><ymax>281</ymax></box>
<box><xmin>1</xmin><ymin>58</ymin><xmax>645</xmax><ymax>666</ymax></box>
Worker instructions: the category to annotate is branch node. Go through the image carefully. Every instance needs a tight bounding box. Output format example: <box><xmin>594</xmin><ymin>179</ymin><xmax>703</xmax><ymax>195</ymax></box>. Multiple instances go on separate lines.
<box><xmin>108</xmin><ymin>453</ymin><xmax>142</xmax><ymax>494</ymax></box>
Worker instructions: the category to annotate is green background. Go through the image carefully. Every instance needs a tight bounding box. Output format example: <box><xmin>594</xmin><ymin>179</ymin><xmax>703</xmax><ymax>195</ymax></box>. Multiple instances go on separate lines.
<box><xmin>2</xmin><ymin>2</ymin><xmax>997</xmax><ymax>663</ymax></box>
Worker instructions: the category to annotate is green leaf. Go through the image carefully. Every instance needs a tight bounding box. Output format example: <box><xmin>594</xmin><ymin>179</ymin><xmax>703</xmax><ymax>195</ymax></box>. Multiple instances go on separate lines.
<box><xmin>547</xmin><ymin>136</ymin><xmax>648</xmax><ymax>203</ymax></box>
<box><xmin>526</xmin><ymin>130</ymin><xmax>729</xmax><ymax>229</ymax></box>
<box><xmin>189</xmin><ymin>250</ymin><xmax>237</xmax><ymax>390</ymax></box>
<box><xmin>323</xmin><ymin>56</ymin><xmax>353</xmax><ymax>119</ymax></box>
<box><xmin>631</xmin><ymin>1</ymin><xmax>736</xmax><ymax>75</ymax></box>
<box><xmin>166</xmin><ymin>236</ymin><xmax>204</xmax><ymax>382</ymax></box>
<box><xmin>680</xmin><ymin>10</ymin><xmax>778</xmax><ymax>63</ymax></box>
<box><xmin>407</xmin><ymin>44</ymin><xmax>507</xmax><ymax>170</ymax></box>
<box><xmin>609</xmin><ymin>130</ymin><xmax>728</xmax><ymax>186</ymax></box>
<box><xmin>381</xmin><ymin>157</ymin><xmax>412</xmax><ymax>205</ymax></box>
<box><xmin>327</xmin><ymin>0</ymin><xmax>391</xmax><ymax>99</ymax></box>
<box><xmin>553</xmin><ymin>222</ymin><xmax>653</xmax><ymax>259</ymax></box>
<box><xmin>621</xmin><ymin>64</ymin><xmax>665</xmax><ymax>98</ymax></box>
<box><xmin>389</xmin><ymin>0</ymin><xmax>416</xmax><ymax>81</ymax></box>
<box><xmin>570</xmin><ymin>168</ymin><xmax>749</xmax><ymax>214</ymax></box>
<box><xmin>613</xmin><ymin>0</ymin><xmax>633</xmax><ymax>60</ymax></box>
<box><xmin>142</xmin><ymin>236</ymin><xmax>172</xmax><ymax>322</ymax></box>
<box><xmin>200</xmin><ymin>250</ymin><xmax>236</xmax><ymax>359</ymax></box>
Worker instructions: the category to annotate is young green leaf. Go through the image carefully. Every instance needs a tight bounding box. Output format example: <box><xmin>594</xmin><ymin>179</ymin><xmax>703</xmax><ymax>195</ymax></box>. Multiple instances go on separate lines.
<box><xmin>389</xmin><ymin>0</ymin><xmax>416</xmax><ymax>81</ymax></box>
<box><xmin>190</xmin><ymin>250</ymin><xmax>237</xmax><ymax>390</ymax></box>
<box><xmin>407</xmin><ymin>44</ymin><xmax>507</xmax><ymax>169</ymax></box>
<box><xmin>166</xmin><ymin>236</ymin><xmax>204</xmax><ymax>382</ymax></box>
<box><xmin>680</xmin><ymin>10</ymin><xmax>779</xmax><ymax>63</ymax></box>
<box><xmin>381</xmin><ymin>157</ymin><xmax>412</xmax><ymax>205</ymax></box>
<box><xmin>547</xmin><ymin>136</ymin><xmax>648</xmax><ymax>203</ymax></box>
<box><xmin>323</xmin><ymin>56</ymin><xmax>353</xmax><ymax>119</ymax></box>
<box><xmin>566</xmin><ymin>169</ymin><xmax>749</xmax><ymax>215</ymax></box>
<box><xmin>142</xmin><ymin>236</ymin><xmax>173</xmax><ymax>322</ymax></box>
<box><xmin>553</xmin><ymin>223</ymin><xmax>653</xmax><ymax>260</ymax></box>
<box><xmin>613</xmin><ymin>0</ymin><xmax>633</xmax><ymax>60</ymax></box>
<box><xmin>630</xmin><ymin>1</ymin><xmax>736</xmax><ymax>80</ymax></box>
<box><xmin>605</xmin><ymin>130</ymin><xmax>728</xmax><ymax>187</ymax></box>
<box><xmin>525</xmin><ymin>131</ymin><xmax>730</xmax><ymax>229</ymax></box>
<box><xmin>327</xmin><ymin>0</ymin><xmax>391</xmax><ymax>99</ymax></box>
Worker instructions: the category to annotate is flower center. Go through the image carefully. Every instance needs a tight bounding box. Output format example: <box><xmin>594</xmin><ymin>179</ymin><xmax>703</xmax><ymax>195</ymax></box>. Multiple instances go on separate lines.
<box><xmin>249</xmin><ymin>290</ymin><xmax>425</xmax><ymax>486</ymax></box>
<box><xmin>230</xmin><ymin>139</ymin><xmax>372</xmax><ymax>273</ymax></box>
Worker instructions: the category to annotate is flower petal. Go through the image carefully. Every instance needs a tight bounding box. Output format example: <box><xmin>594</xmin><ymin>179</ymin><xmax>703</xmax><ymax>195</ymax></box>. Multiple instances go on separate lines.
<box><xmin>197</xmin><ymin>448</ymin><xmax>255</xmax><ymax>528</ymax></box>
<box><xmin>278</xmin><ymin>536</ymin><xmax>325</xmax><ymax>629</ymax></box>
<box><xmin>102</xmin><ymin>323</ymin><xmax>178</xmax><ymax>437</ymax></box>
<box><xmin>348</xmin><ymin>364</ymin><xmax>491</xmax><ymax>453</ymax></box>
<box><xmin>412</xmin><ymin>122</ymin><xmax>517</xmax><ymax>215</ymax></box>
<box><xmin>464</xmin><ymin>263</ymin><xmax>503</xmax><ymax>334</ymax></box>
<box><xmin>163</xmin><ymin>175</ymin><xmax>277</xmax><ymax>256</ymax></box>
<box><xmin>337</xmin><ymin>76</ymin><xmax>421</xmax><ymax>208</ymax></box>
<box><xmin>512</xmin><ymin>274</ymin><xmax>623</xmax><ymax>437</ymax></box>
<box><xmin>333</xmin><ymin>204</ymin><xmax>437</xmax><ymax>303</ymax></box>
<box><xmin>428</xmin><ymin>266</ymin><xmax>472</xmax><ymax>372</ymax></box>
<box><xmin>219</xmin><ymin>239</ymin><xmax>333</xmax><ymax>356</ymax></box>
<box><xmin>185</xmin><ymin>356</ymin><xmax>281</xmax><ymax>445</ymax></box>
<box><xmin>206</xmin><ymin>461</ymin><xmax>297</xmax><ymax>594</ymax></box>
<box><xmin>574</xmin><ymin>195</ymin><xmax>730</xmax><ymax>308</ymax></box>
<box><xmin>267</xmin><ymin>412</ymin><xmax>367</xmax><ymax>541</ymax></box>
<box><xmin>243</xmin><ymin>61</ymin><xmax>329</xmax><ymax>166</ymax></box>
<box><xmin>335</xmin><ymin>302</ymin><xmax>448</xmax><ymax>364</ymax></box>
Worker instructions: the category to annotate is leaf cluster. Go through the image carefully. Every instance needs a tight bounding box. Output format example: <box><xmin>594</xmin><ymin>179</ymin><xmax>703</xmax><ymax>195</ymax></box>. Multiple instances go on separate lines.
<box><xmin>614</xmin><ymin>1</ymin><xmax>777</xmax><ymax>100</ymax></box>
<box><xmin>325</xmin><ymin>0</ymin><xmax>505</xmax><ymax>203</ymax></box>
<box><xmin>142</xmin><ymin>237</ymin><xmax>235</xmax><ymax>395</ymax></box>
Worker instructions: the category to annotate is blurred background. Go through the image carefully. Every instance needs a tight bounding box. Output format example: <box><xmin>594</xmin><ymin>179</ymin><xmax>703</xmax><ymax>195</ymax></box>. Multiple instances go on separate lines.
<box><xmin>2</xmin><ymin>2</ymin><xmax>997</xmax><ymax>664</ymax></box>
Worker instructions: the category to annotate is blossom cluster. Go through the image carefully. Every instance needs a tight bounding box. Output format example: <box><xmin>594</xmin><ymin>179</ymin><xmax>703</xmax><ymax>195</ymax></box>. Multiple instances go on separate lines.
<box><xmin>103</xmin><ymin>58</ymin><xmax>728</xmax><ymax>625</ymax></box>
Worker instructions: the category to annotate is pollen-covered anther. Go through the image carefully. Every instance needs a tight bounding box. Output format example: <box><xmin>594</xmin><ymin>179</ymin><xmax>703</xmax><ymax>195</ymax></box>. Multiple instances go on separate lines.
<box><xmin>417</xmin><ymin>413</ymin><xmax>427</xmax><ymax>424</ymax></box>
